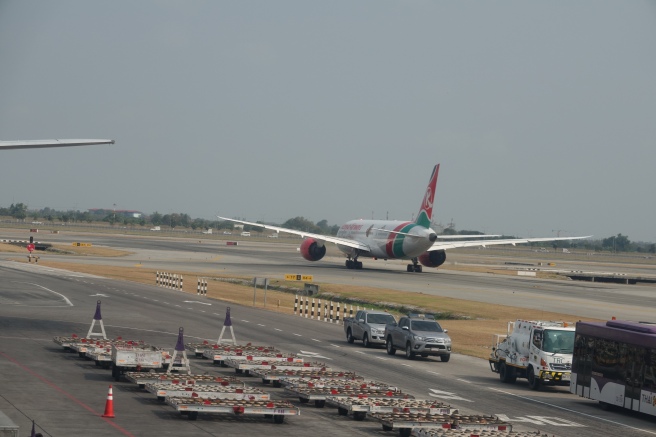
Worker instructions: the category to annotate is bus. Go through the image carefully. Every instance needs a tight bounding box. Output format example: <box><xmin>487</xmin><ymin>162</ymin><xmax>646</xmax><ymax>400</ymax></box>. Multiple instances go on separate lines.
<box><xmin>570</xmin><ymin>319</ymin><xmax>656</xmax><ymax>416</ymax></box>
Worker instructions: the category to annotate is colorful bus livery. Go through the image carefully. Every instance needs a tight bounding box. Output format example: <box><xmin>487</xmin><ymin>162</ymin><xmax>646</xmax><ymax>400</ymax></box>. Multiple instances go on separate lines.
<box><xmin>571</xmin><ymin>320</ymin><xmax>656</xmax><ymax>416</ymax></box>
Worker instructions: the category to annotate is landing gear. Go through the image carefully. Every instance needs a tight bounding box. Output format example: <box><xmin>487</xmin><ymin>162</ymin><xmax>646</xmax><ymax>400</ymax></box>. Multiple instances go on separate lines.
<box><xmin>406</xmin><ymin>258</ymin><xmax>422</xmax><ymax>273</ymax></box>
<box><xmin>345</xmin><ymin>258</ymin><xmax>363</xmax><ymax>270</ymax></box>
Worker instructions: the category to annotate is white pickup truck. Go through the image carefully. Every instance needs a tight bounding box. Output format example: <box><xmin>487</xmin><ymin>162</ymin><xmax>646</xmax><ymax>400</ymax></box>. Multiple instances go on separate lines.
<box><xmin>343</xmin><ymin>310</ymin><xmax>396</xmax><ymax>348</ymax></box>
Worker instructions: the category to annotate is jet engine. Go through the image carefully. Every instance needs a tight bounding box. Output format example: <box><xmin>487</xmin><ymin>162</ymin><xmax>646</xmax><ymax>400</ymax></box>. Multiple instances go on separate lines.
<box><xmin>300</xmin><ymin>238</ymin><xmax>326</xmax><ymax>261</ymax></box>
<box><xmin>418</xmin><ymin>250</ymin><xmax>446</xmax><ymax>268</ymax></box>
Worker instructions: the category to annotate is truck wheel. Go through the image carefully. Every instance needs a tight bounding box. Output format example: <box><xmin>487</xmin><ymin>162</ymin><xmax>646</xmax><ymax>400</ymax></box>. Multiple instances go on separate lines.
<box><xmin>346</xmin><ymin>328</ymin><xmax>354</xmax><ymax>344</ymax></box>
<box><xmin>386</xmin><ymin>337</ymin><xmax>396</xmax><ymax>355</ymax></box>
<box><xmin>527</xmin><ymin>366</ymin><xmax>541</xmax><ymax>390</ymax></box>
<box><xmin>405</xmin><ymin>343</ymin><xmax>415</xmax><ymax>360</ymax></box>
<box><xmin>363</xmin><ymin>333</ymin><xmax>371</xmax><ymax>348</ymax></box>
<box><xmin>499</xmin><ymin>362</ymin><xmax>516</xmax><ymax>384</ymax></box>
<box><xmin>440</xmin><ymin>354</ymin><xmax>450</xmax><ymax>362</ymax></box>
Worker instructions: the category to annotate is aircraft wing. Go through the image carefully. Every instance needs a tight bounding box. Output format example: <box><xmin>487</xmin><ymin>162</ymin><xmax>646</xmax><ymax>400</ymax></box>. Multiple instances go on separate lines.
<box><xmin>217</xmin><ymin>216</ymin><xmax>370</xmax><ymax>251</ymax></box>
<box><xmin>437</xmin><ymin>234</ymin><xmax>501</xmax><ymax>239</ymax></box>
<box><xmin>428</xmin><ymin>235</ymin><xmax>592</xmax><ymax>251</ymax></box>
<box><xmin>0</xmin><ymin>139</ymin><xmax>115</xmax><ymax>150</ymax></box>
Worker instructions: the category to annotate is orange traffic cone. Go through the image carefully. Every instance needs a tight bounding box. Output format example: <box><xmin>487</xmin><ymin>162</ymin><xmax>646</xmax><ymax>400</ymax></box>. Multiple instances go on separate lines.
<box><xmin>102</xmin><ymin>385</ymin><xmax>115</xmax><ymax>418</ymax></box>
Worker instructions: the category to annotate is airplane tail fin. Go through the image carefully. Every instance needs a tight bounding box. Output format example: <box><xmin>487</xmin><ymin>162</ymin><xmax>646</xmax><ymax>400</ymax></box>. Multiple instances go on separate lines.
<box><xmin>415</xmin><ymin>164</ymin><xmax>439</xmax><ymax>228</ymax></box>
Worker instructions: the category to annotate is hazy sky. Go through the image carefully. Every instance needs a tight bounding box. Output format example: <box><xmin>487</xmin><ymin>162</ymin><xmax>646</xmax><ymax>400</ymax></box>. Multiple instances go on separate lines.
<box><xmin>1</xmin><ymin>1</ymin><xmax>655</xmax><ymax>241</ymax></box>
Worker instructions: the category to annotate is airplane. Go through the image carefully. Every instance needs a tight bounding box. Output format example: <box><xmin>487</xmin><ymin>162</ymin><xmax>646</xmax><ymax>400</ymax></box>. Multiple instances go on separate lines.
<box><xmin>218</xmin><ymin>164</ymin><xmax>590</xmax><ymax>273</ymax></box>
<box><xmin>0</xmin><ymin>139</ymin><xmax>114</xmax><ymax>150</ymax></box>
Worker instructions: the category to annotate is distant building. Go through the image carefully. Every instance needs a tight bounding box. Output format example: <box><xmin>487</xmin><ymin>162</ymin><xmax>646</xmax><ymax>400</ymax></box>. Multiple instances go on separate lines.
<box><xmin>88</xmin><ymin>208</ymin><xmax>144</xmax><ymax>219</ymax></box>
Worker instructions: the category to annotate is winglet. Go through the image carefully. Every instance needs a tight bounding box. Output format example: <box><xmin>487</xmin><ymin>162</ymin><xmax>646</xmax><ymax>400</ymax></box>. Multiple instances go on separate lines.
<box><xmin>415</xmin><ymin>164</ymin><xmax>439</xmax><ymax>228</ymax></box>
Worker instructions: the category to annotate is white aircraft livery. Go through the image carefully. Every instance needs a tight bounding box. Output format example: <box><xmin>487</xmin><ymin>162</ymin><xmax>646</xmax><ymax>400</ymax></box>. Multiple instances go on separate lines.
<box><xmin>219</xmin><ymin>164</ymin><xmax>590</xmax><ymax>272</ymax></box>
<box><xmin>0</xmin><ymin>139</ymin><xmax>114</xmax><ymax>150</ymax></box>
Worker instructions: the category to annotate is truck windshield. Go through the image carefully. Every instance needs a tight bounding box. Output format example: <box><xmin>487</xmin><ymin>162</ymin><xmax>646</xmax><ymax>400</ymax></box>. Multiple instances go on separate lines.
<box><xmin>543</xmin><ymin>330</ymin><xmax>575</xmax><ymax>353</ymax></box>
<box><xmin>368</xmin><ymin>314</ymin><xmax>396</xmax><ymax>324</ymax></box>
<box><xmin>411</xmin><ymin>321</ymin><xmax>443</xmax><ymax>332</ymax></box>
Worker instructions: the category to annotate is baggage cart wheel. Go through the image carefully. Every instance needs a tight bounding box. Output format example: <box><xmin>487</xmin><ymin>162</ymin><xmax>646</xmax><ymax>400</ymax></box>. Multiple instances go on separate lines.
<box><xmin>273</xmin><ymin>415</ymin><xmax>285</xmax><ymax>424</ymax></box>
<box><xmin>353</xmin><ymin>412</ymin><xmax>366</xmax><ymax>421</ymax></box>
<box><xmin>338</xmin><ymin>407</ymin><xmax>348</xmax><ymax>416</ymax></box>
<box><xmin>382</xmin><ymin>424</ymin><xmax>393</xmax><ymax>431</ymax></box>
<box><xmin>272</xmin><ymin>380</ymin><xmax>282</xmax><ymax>388</ymax></box>
<box><xmin>188</xmin><ymin>411</ymin><xmax>198</xmax><ymax>421</ymax></box>
<box><xmin>314</xmin><ymin>400</ymin><xmax>325</xmax><ymax>408</ymax></box>
<box><xmin>299</xmin><ymin>397</ymin><xmax>309</xmax><ymax>403</ymax></box>
<box><xmin>399</xmin><ymin>428</ymin><xmax>411</xmax><ymax>437</ymax></box>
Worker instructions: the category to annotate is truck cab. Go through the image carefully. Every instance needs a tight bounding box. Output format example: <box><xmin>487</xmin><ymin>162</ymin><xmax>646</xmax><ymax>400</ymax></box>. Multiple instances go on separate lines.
<box><xmin>489</xmin><ymin>320</ymin><xmax>574</xmax><ymax>390</ymax></box>
<box><xmin>384</xmin><ymin>314</ymin><xmax>452</xmax><ymax>362</ymax></box>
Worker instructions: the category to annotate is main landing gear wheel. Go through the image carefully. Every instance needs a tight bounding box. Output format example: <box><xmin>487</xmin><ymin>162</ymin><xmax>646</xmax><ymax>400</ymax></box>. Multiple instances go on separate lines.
<box><xmin>345</xmin><ymin>259</ymin><xmax>363</xmax><ymax>270</ymax></box>
<box><xmin>407</xmin><ymin>258</ymin><xmax>422</xmax><ymax>272</ymax></box>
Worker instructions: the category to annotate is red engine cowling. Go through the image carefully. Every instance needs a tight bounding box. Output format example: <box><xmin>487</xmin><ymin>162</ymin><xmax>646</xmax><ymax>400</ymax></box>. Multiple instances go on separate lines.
<box><xmin>418</xmin><ymin>250</ymin><xmax>446</xmax><ymax>268</ymax></box>
<box><xmin>300</xmin><ymin>238</ymin><xmax>326</xmax><ymax>262</ymax></box>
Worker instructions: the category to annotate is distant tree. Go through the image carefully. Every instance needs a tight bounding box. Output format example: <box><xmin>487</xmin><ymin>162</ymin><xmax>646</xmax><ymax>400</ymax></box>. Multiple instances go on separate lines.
<box><xmin>602</xmin><ymin>234</ymin><xmax>630</xmax><ymax>252</ymax></box>
<box><xmin>649</xmin><ymin>244</ymin><xmax>656</xmax><ymax>254</ymax></box>
<box><xmin>442</xmin><ymin>227</ymin><xmax>457</xmax><ymax>235</ymax></box>
<box><xmin>31</xmin><ymin>211</ymin><xmax>39</xmax><ymax>221</ymax></box>
<box><xmin>9</xmin><ymin>203</ymin><xmax>27</xmax><ymax>220</ymax></box>
<box><xmin>150</xmin><ymin>211</ymin><xmax>163</xmax><ymax>226</ymax></box>
<box><xmin>316</xmin><ymin>219</ymin><xmax>330</xmax><ymax>234</ymax></box>
<box><xmin>282</xmin><ymin>217</ymin><xmax>321</xmax><ymax>233</ymax></box>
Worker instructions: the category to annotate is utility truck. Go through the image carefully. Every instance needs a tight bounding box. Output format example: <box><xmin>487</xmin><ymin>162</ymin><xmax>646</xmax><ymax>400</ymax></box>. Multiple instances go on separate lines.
<box><xmin>489</xmin><ymin>319</ymin><xmax>575</xmax><ymax>390</ymax></box>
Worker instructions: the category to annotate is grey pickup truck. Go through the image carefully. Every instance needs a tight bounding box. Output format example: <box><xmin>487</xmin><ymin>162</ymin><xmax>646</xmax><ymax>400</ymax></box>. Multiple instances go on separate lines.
<box><xmin>344</xmin><ymin>310</ymin><xmax>397</xmax><ymax>347</ymax></box>
<box><xmin>384</xmin><ymin>314</ymin><xmax>452</xmax><ymax>361</ymax></box>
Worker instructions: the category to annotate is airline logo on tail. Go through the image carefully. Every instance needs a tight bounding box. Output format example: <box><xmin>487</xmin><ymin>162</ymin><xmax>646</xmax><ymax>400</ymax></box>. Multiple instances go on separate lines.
<box><xmin>415</xmin><ymin>164</ymin><xmax>439</xmax><ymax>228</ymax></box>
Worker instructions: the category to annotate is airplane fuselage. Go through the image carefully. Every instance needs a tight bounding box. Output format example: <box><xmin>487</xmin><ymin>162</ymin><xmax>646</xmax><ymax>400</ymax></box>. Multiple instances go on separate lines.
<box><xmin>335</xmin><ymin>219</ymin><xmax>436</xmax><ymax>260</ymax></box>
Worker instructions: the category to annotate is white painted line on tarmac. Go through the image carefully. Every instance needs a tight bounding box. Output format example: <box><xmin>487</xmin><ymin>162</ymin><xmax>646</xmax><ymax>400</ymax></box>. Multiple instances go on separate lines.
<box><xmin>456</xmin><ymin>378</ymin><xmax>472</xmax><ymax>383</ymax></box>
<box><xmin>330</xmin><ymin>344</ymin><xmax>341</xmax><ymax>348</ymax></box>
<box><xmin>274</xmin><ymin>328</ymin><xmax>282</xmax><ymax>332</ymax></box>
<box><xmin>257</xmin><ymin>324</ymin><xmax>266</xmax><ymax>327</ymax></box>
<box><xmin>489</xmin><ymin>387</ymin><xmax>656</xmax><ymax>435</ymax></box>
<box><xmin>26</xmin><ymin>283</ymin><xmax>73</xmax><ymax>306</ymax></box>
<box><xmin>311</xmin><ymin>338</ymin><xmax>321</xmax><ymax>342</ymax></box>
<box><xmin>293</xmin><ymin>333</ymin><xmax>302</xmax><ymax>337</ymax></box>
<box><xmin>240</xmin><ymin>320</ymin><xmax>250</xmax><ymax>323</ymax></box>
<box><xmin>375</xmin><ymin>356</ymin><xmax>388</xmax><ymax>360</ymax></box>
<box><xmin>400</xmin><ymin>363</ymin><xmax>412</xmax><ymax>367</ymax></box>
<box><xmin>354</xmin><ymin>351</ymin><xmax>366</xmax><ymax>354</ymax></box>
<box><xmin>427</xmin><ymin>371</ymin><xmax>440</xmax><ymax>376</ymax></box>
